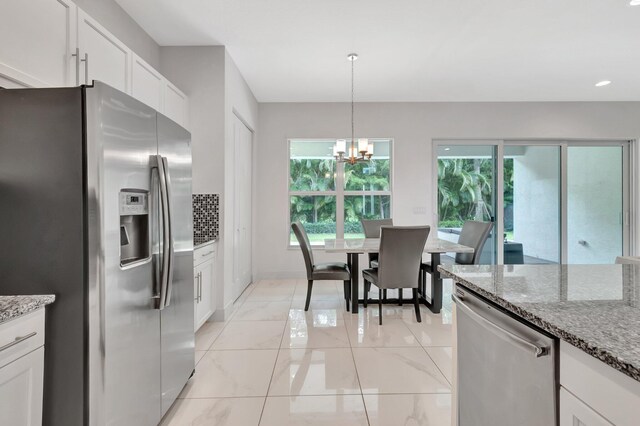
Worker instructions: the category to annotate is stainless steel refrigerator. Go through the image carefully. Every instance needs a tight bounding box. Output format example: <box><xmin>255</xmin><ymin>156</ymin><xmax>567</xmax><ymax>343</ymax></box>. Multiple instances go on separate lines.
<box><xmin>0</xmin><ymin>82</ymin><xmax>195</xmax><ymax>426</ymax></box>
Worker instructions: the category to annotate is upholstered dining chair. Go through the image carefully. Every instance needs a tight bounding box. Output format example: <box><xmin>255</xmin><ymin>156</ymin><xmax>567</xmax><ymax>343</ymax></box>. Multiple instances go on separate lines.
<box><xmin>362</xmin><ymin>226</ymin><xmax>430</xmax><ymax>325</ymax></box>
<box><xmin>420</xmin><ymin>220</ymin><xmax>493</xmax><ymax>286</ymax></box>
<box><xmin>291</xmin><ymin>222</ymin><xmax>352</xmax><ymax>311</ymax></box>
<box><xmin>361</xmin><ymin>218</ymin><xmax>394</xmax><ymax>268</ymax></box>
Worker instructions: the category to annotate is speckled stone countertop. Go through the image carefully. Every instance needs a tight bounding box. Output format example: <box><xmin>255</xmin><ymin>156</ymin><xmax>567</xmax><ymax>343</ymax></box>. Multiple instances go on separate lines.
<box><xmin>439</xmin><ymin>264</ymin><xmax>640</xmax><ymax>382</ymax></box>
<box><xmin>0</xmin><ymin>295</ymin><xmax>56</xmax><ymax>324</ymax></box>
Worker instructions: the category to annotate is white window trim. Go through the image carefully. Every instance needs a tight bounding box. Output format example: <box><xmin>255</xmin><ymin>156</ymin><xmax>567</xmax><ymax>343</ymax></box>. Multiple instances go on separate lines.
<box><xmin>287</xmin><ymin>138</ymin><xmax>394</xmax><ymax>248</ymax></box>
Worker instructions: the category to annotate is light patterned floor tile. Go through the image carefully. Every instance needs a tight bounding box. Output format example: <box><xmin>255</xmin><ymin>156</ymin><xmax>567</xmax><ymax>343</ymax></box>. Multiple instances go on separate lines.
<box><xmin>281</xmin><ymin>319</ymin><xmax>350</xmax><ymax>349</ymax></box>
<box><xmin>211</xmin><ymin>320</ymin><xmax>286</xmax><ymax>350</ymax></box>
<box><xmin>231</xmin><ymin>301</ymin><xmax>292</xmax><ymax>321</ymax></box>
<box><xmin>180</xmin><ymin>350</ymin><xmax>278</xmax><ymax>398</ymax></box>
<box><xmin>161</xmin><ymin>397</ymin><xmax>264</xmax><ymax>426</ymax></box>
<box><xmin>268</xmin><ymin>348</ymin><xmax>361</xmax><ymax>396</ymax></box>
<box><xmin>352</xmin><ymin>347</ymin><xmax>451</xmax><ymax>394</ymax></box>
<box><xmin>425</xmin><ymin>346</ymin><xmax>453</xmax><ymax>385</ymax></box>
<box><xmin>195</xmin><ymin>321</ymin><xmax>226</xmax><ymax>350</ymax></box>
<box><xmin>364</xmin><ymin>393</ymin><xmax>452</xmax><ymax>426</ymax></box>
<box><xmin>260</xmin><ymin>395</ymin><xmax>369</xmax><ymax>426</ymax></box>
<box><xmin>344</xmin><ymin>317</ymin><xmax>420</xmax><ymax>347</ymax></box>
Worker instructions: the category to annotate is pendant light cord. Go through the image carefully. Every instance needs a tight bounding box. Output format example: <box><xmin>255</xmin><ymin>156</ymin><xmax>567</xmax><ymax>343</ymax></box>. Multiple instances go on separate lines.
<box><xmin>351</xmin><ymin>56</ymin><xmax>355</xmax><ymax>152</ymax></box>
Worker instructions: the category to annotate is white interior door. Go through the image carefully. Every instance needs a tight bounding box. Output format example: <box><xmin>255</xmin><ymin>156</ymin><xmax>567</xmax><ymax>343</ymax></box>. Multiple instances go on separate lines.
<box><xmin>233</xmin><ymin>115</ymin><xmax>253</xmax><ymax>299</ymax></box>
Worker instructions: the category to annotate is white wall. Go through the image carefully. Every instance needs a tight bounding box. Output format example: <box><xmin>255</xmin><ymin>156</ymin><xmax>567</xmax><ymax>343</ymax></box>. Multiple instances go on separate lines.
<box><xmin>256</xmin><ymin>102</ymin><xmax>640</xmax><ymax>279</ymax></box>
<box><xmin>160</xmin><ymin>47</ymin><xmax>259</xmax><ymax>317</ymax></box>
<box><xmin>74</xmin><ymin>0</ymin><xmax>160</xmax><ymax>68</ymax></box>
<box><xmin>159</xmin><ymin>46</ymin><xmax>225</xmax><ymax>194</ymax></box>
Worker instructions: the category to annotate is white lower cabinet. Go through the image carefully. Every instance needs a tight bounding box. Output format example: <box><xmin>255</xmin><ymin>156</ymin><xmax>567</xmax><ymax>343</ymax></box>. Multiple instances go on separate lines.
<box><xmin>194</xmin><ymin>243</ymin><xmax>217</xmax><ymax>331</ymax></box>
<box><xmin>0</xmin><ymin>309</ymin><xmax>46</xmax><ymax>426</ymax></box>
<box><xmin>560</xmin><ymin>341</ymin><xmax>640</xmax><ymax>426</ymax></box>
<box><xmin>560</xmin><ymin>387</ymin><xmax>613</xmax><ymax>426</ymax></box>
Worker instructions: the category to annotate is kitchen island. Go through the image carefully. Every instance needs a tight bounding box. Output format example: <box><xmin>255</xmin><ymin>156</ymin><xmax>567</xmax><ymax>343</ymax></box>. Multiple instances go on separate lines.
<box><xmin>439</xmin><ymin>264</ymin><xmax>640</xmax><ymax>426</ymax></box>
<box><xmin>0</xmin><ymin>294</ymin><xmax>55</xmax><ymax>425</ymax></box>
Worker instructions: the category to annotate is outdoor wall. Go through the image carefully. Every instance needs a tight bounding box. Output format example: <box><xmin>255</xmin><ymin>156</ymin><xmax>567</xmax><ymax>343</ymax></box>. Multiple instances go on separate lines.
<box><xmin>512</xmin><ymin>146</ymin><xmax>561</xmax><ymax>262</ymax></box>
<box><xmin>255</xmin><ymin>102</ymin><xmax>640</xmax><ymax>279</ymax></box>
<box><xmin>567</xmin><ymin>147</ymin><xmax>623</xmax><ymax>264</ymax></box>
<box><xmin>74</xmin><ymin>0</ymin><xmax>160</xmax><ymax>68</ymax></box>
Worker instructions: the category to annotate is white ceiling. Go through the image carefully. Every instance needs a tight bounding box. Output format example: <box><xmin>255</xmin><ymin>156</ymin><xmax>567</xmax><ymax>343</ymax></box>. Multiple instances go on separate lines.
<box><xmin>115</xmin><ymin>0</ymin><xmax>640</xmax><ymax>102</ymax></box>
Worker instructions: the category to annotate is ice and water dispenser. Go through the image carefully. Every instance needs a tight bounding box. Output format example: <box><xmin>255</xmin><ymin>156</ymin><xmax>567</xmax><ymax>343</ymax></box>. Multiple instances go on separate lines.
<box><xmin>119</xmin><ymin>190</ymin><xmax>150</xmax><ymax>266</ymax></box>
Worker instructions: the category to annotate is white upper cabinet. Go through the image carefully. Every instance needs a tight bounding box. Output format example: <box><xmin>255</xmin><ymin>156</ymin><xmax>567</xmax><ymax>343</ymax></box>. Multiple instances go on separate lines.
<box><xmin>1</xmin><ymin>1</ymin><xmax>189</xmax><ymax>128</ymax></box>
<box><xmin>77</xmin><ymin>8</ymin><xmax>130</xmax><ymax>93</ymax></box>
<box><xmin>131</xmin><ymin>53</ymin><xmax>164</xmax><ymax>111</ymax></box>
<box><xmin>163</xmin><ymin>81</ymin><xmax>189</xmax><ymax>129</ymax></box>
<box><xmin>0</xmin><ymin>0</ymin><xmax>77</xmax><ymax>87</ymax></box>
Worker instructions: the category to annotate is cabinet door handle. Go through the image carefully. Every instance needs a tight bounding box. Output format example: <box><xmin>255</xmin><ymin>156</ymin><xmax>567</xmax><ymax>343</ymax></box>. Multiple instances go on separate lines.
<box><xmin>198</xmin><ymin>272</ymin><xmax>203</xmax><ymax>302</ymax></box>
<box><xmin>201</xmin><ymin>250</ymin><xmax>214</xmax><ymax>257</ymax></box>
<box><xmin>71</xmin><ymin>48</ymin><xmax>80</xmax><ymax>86</ymax></box>
<box><xmin>81</xmin><ymin>53</ymin><xmax>89</xmax><ymax>84</ymax></box>
<box><xmin>0</xmin><ymin>331</ymin><xmax>37</xmax><ymax>353</ymax></box>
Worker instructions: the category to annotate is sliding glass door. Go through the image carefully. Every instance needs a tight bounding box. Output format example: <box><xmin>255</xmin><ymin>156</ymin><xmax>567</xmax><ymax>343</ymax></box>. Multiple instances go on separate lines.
<box><xmin>436</xmin><ymin>144</ymin><xmax>497</xmax><ymax>264</ymax></box>
<box><xmin>435</xmin><ymin>140</ymin><xmax>630</xmax><ymax>265</ymax></box>
<box><xmin>567</xmin><ymin>146</ymin><xmax>625</xmax><ymax>263</ymax></box>
<box><xmin>504</xmin><ymin>145</ymin><xmax>561</xmax><ymax>264</ymax></box>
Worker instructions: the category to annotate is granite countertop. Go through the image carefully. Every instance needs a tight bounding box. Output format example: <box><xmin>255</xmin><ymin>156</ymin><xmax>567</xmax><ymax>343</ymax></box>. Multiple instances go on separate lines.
<box><xmin>439</xmin><ymin>264</ymin><xmax>640</xmax><ymax>382</ymax></box>
<box><xmin>0</xmin><ymin>295</ymin><xmax>56</xmax><ymax>324</ymax></box>
<box><xmin>195</xmin><ymin>239</ymin><xmax>217</xmax><ymax>250</ymax></box>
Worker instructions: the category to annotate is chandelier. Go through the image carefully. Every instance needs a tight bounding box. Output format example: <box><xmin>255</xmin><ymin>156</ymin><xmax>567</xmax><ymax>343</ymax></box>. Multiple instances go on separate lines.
<box><xmin>333</xmin><ymin>53</ymin><xmax>373</xmax><ymax>164</ymax></box>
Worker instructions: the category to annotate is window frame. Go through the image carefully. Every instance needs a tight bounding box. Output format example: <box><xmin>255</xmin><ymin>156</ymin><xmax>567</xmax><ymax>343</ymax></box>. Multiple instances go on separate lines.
<box><xmin>287</xmin><ymin>138</ymin><xmax>394</xmax><ymax>248</ymax></box>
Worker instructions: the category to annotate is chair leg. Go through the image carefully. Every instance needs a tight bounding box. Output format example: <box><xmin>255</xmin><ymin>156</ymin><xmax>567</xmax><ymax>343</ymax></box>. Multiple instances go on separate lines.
<box><xmin>304</xmin><ymin>280</ymin><xmax>313</xmax><ymax>311</ymax></box>
<box><xmin>413</xmin><ymin>288</ymin><xmax>422</xmax><ymax>323</ymax></box>
<box><xmin>363</xmin><ymin>280</ymin><xmax>369</xmax><ymax>308</ymax></box>
<box><xmin>343</xmin><ymin>280</ymin><xmax>351</xmax><ymax>311</ymax></box>
<box><xmin>398</xmin><ymin>288</ymin><xmax>403</xmax><ymax>306</ymax></box>
<box><xmin>379</xmin><ymin>289</ymin><xmax>383</xmax><ymax>325</ymax></box>
<box><xmin>383</xmin><ymin>289</ymin><xmax>387</xmax><ymax>301</ymax></box>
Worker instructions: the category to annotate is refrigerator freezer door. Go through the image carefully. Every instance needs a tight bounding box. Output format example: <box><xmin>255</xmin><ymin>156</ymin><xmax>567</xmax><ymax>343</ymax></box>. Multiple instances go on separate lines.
<box><xmin>85</xmin><ymin>82</ymin><xmax>162</xmax><ymax>426</ymax></box>
<box><xmin>157</xmin><ymin>114</ymin><xmax>195</xmax><ymax>415</ymax></box>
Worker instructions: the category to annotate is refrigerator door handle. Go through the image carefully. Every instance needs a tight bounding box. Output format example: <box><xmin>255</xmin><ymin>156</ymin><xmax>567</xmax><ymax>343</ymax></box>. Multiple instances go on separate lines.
<box><xmin>161</xmin><ymin>156</ymin><xmax>175</xmax><ymax>308</ymax></box>
<box><xmin>452</xmin><ymin>294</ymin><xmax>547</xmax><ymax>357</ymax></box>
<box><xmin>156</xmin><ymin>155</ymin><xmax>171</xmax><ymax>310</ymax></box>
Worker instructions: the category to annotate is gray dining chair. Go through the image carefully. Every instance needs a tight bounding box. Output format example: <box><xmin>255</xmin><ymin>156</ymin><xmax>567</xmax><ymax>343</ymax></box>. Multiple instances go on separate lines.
<box><xmin>291</xmin><ymin>222</ymin><xmax>352</xmax><ymax>311</ymax></box>
<box><xmin>421</xmin><ymin>220</ymin><xmax>493</xmax><ymax>284</ymax></box>
<box><xmin>361</xmin><ymin>218</ymin><xmax>393</xmax><ymax>268</ymax></box>
<box><xmin>362</xmin><ymin>226</ymin><xmax>430</xmax><ymax>325</ymax></box>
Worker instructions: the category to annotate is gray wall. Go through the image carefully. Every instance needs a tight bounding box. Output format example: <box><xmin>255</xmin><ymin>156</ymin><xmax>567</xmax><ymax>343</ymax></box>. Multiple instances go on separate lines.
<box><xmin>159</xmin><ymin>46</ymin><xmax>226</xmax><ymax>195</ymax></box>
<box><xmin>74</xmin><ymin>0</ymin><xmax>160</xmax><ymax>68</ymax></box>
<box><xmin>255</xmin><ymin>101</ymin><xmax>640</xmax><ymax>279</ymax></box>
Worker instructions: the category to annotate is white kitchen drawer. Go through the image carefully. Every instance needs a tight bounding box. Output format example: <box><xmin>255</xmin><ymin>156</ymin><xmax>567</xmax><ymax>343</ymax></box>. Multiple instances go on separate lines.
<box><xmin>0</xmin><ymin>309</ymin><xmax>45</xmax><ymax>369</ymax></box>
<box><xmin>194</xmin><ymin>242</ymin><xmax>217</xmax><ymax>266</ymax></box>
<box><xmin>560</xmin><ymin>341</ymin><xmax>640</xmax><ymax>426</ymax></box>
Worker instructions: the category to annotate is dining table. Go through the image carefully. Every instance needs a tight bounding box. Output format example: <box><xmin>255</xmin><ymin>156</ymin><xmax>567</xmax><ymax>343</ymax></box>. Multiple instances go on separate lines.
<box><xmin>324</xmin><ymin>237</ymin><xmax>474</xmax><ymax>314</ymax></box>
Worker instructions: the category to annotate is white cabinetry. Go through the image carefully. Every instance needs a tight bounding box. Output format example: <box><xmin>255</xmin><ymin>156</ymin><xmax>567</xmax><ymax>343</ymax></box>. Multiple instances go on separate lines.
<box><xmin>163</xmin><ymin>81</ymin><xmax>189</xmax><ymax>129</ymax></box>
<box><xmin>131</xmin><ymin>53</ymin><xmax>164</xmax><ymax>112</ymax></box>
<box><xmin>0</xmin><ymin>309</ymin><xmax>46</xmax><ymax>426</ymax></box>
<box><xmin>0</xmin><ymin>0</ymin><xmax>76</xmax><ymax>87</ymax></box>
<box><xmin>560</xmin><ymin>341</ymin><xmax>640</xmax><ymax>426</ymax></box>
<box><xmin>560</xmin><ymin>387</ymin><xmax>613</xmax><ymax>426</ymax></box>
<box><xmin>194</xmin><ymin>243</ymin><xmax>217</xmax><ymax>330</ymax></box>
<box><xmin>77</xmin><ymin>8</ymin><xmax>130</xmax><ymax>92</ymax></box>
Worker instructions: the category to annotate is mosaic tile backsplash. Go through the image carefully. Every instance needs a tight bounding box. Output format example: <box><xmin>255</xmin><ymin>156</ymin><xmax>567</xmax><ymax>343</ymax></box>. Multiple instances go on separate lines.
<box><xmin>193</xmin><ymin>194</ymin><xmax>219</xmax><ymax>245</ymax></box>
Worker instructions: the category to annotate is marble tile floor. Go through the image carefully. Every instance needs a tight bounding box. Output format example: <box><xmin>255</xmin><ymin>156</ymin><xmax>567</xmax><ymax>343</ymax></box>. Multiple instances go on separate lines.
<box><xmin>161</xmin><ymin>279</ymin><xmax>454</xmax><ymax>426</ymax></box>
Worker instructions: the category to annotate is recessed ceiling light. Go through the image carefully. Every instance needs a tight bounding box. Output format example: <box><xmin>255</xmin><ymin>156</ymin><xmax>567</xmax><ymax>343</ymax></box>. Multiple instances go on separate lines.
<box><xmin>630</xmin><ymin>0</ymin><xmax>640</xmax><ymax>6</ymax></box>
<box><xmin>444</xmin><ymin>147</ymin><xmax>451</xmax><ymax>151</ymax></box>
<box><xmin>595</xmin><ymin>80</ymin><xmax>611</xmax><ymax>87</ymax></box>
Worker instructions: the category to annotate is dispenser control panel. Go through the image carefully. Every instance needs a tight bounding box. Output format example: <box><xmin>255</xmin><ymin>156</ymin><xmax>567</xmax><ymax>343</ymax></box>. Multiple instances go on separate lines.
<box><xmin>119</xmin><ymin>191</ymin><xmax>148</xmax><ymax>215</ymax></box>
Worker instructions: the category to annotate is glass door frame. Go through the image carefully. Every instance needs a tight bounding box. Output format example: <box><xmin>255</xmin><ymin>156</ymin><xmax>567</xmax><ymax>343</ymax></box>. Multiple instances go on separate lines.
<box><xmin>433</xmin><ymin>139</ymin><xmax>633</xmax><ymax>264</ymax></box>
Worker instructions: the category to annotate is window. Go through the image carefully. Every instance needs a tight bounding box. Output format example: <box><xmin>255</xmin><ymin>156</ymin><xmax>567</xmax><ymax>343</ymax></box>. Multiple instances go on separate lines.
<box><xmin>289</xmin><ymin>139</ymin><xmax>392</xmax><ymax>245</ymax></box>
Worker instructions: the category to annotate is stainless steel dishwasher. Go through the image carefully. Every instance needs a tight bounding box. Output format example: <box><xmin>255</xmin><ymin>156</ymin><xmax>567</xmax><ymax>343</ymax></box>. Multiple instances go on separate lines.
<box><xmin>453</xmin><ymin>283</ymin><xmax>558</xmax><ymax>426</ymax></box>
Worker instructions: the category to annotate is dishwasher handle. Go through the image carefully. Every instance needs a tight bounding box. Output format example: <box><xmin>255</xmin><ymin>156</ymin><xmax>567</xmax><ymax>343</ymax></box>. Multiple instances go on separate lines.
<box><xmin>453</xmin><ymin>293</ymin><xmax>548</xmax><ymax>358</ymax></box>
